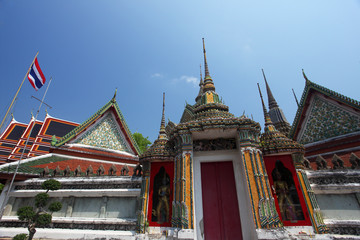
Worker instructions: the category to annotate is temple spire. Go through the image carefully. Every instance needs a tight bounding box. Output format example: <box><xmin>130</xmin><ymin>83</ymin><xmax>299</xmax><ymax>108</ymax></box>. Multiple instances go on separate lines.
<box><xmin>261</xmin><ymin>69</ymin><xmax>291</xmax><ymax>136</ymax></box>
<box><xmin>158</xmin><ymin>92</ymin><xmax>167</xmax><ymax>140</ymax></box>
<box><xmin>257</xmin><ymin>83</ymin><xmax>272</xmax><ymax>127</ymax></box>
<box><xmin>202</xmin><ymin>38</ymin><xmax>215</xmax><ymax>92</ymax></box>
<box><xmin>195</xmin><ymin>64</ymin><xmax>204</xmax><ymax>102</ymax></box>
<box><xmin>262</xmin><ymin>69</ymin><xmax>279</xmax><ymax>109</ymax></box>
<box><xmin>203</xmin><ymin>38</ymin><xmax>210</xmax><ymax>78</ymax></box>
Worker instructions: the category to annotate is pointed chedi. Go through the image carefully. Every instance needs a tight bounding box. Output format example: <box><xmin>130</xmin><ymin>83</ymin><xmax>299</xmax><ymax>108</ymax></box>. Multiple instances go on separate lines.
<box><xmin>140</xmin><ymin>92</ymin><xmax>171</xmax><ymax>161</ymax></box>
<box><xmin>195</xmin><ymin>64</ymin><xmax>204</xmax><ymax>103</ymax></box>
<box><xmin>258</xmin><ymin>83</ymin><xmax>304</xmax><ymax>155</ymax></box>
<box><xmin>158</xmin><ymin>92</ymin><xmax>167</xmax><ymax>140</ymax></box>
<box><xmin>191</xmin><ymin>38</ymin><xmax>234</xmax><ymax>120</ymax></box>
<box><xmin>262</xmin><ymin>69</ymin><xmax>291</xmax><ymax>136</ymax></box>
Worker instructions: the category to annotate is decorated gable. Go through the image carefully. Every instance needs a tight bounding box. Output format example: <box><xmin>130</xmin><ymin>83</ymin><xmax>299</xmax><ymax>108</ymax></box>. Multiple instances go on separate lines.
<box><xmin>53</xmin><ymin>95</ymin><xmax>141</xmax><ymax>156</ymax></box>
<box><xmin>73</xmin><ymin>112</ymin><xmax>133</xmax><ymax>154</ymax></box>
<box><xmin>290</xmin><ymin>77</ymin><xmax>360</xmax><ymax>145</ymax></box>
<box><xmin>298</xmin><ymin>94</ymin><xmax>360</xmax><ymax>144</ymax></box>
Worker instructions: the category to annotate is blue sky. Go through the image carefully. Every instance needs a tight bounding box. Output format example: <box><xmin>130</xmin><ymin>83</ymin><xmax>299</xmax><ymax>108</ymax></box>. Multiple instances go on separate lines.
<box><xmin>1</xmin><ymin>0</ymin><xmax>359</xmax><ymax>142</ymax></box>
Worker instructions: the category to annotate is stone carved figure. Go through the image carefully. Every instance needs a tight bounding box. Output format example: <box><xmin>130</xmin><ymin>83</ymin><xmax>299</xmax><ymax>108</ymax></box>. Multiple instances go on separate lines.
<box><xmin>350</xmin><ymin>153</ymin><xmax>360</xmax><ymax>169</ymax></box>
<box><xmin>108</xmin><ymin>164</ymin><xmax>117</xmax><ymax>176</ymax></box>
<box><xmin>121</xmin><ymin>165</ymin><xmax>129</xmax><ymax>176</ymax></box>
<box><xmin>303</xmin><ymin>157</ymin><xmax>311</xmax><ymax>169</ymax></box>
<box><xmin>86</xmin><ymin>165</ymin><xmax>93</xmax><ymax>176</ymax></box>
<box><xmin>332</xmin><ymin>155</ymin><xmax>345</xmax><ymax>169</ymax></box>
<box><xmin>272</xmin><ymin>160</ymin><xmax>305</xmax><ymax>222</ymax></box>
<box><xmin>152</xmin><ymin>166</ymin><xmax>170</xmax><ymax>224</ymax></box>
<box><xmin>41</xmin><ymin>166</ymin><xmax>49</xmax><ymax>178</ymax></box>
<box><xmin>53</xmin><ymin>166</ymin><xmax>61</xmax><ymax>177</ymax></box>
<box><xmin>63</xmin><ymin>166</ymin><xmax>71</xmax><ymax>177</ymax></box>
<box><xmin>74</xmin><ymin>165</ymin><xmax>81</xmax><ymax>176</ymax></box>
<box><xmin>316</xmin><ymin>155</ymin><xmax>327</xmax><ymax>170</ymax></box>
<box><xmin>133</xmin><ymin>163</ymin><xmax>142</xmax><ymax>177</ymax></box>
<box><xmin>97</xmin><ymin>165</ymin><xmax>105</xmax><ymax>176</ymax></box>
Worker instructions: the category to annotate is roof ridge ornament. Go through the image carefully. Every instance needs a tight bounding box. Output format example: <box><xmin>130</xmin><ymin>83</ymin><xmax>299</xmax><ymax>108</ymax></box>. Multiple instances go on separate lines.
<box><xmin>302</xmin><ymin>69</ymin><xmax>310</xmax><ymax>83</ymax></box>
<box><xmin>112</xmin><ymin>88</ymin><xmax>117</xmax><ymax>102</ymax></box>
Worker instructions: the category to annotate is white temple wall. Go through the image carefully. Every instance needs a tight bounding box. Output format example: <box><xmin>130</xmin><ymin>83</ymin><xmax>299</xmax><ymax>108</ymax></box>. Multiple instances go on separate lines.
<box><xmin>316</xmin><ymin>194</ymin><xmax>360</xmax><ymax>221</ymax></box>
<box><xmin>5</xmin><ymin>196</ymin><xmax>138</xmax><ymax>219</ymax></box>
<box><xmin>1</xmin><ymin>176</ymin><xmax>141</xmax><ymax>223</ymax></box>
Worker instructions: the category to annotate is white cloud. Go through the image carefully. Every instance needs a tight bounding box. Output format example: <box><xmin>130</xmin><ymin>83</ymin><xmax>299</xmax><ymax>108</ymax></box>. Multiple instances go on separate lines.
<box><xmin>173</xmin><ymin>75</ymin><xmax>199</xmax><ymax>87</ymax></box>
<box><xmin>243</xmin><ymin>44</ymin><xmax>252</xmax><ymax>53</ymax></box>
<box><xmin>151</xmin><ymin>73</ymin><xmax>163</xmax><ymax>78</ymax></box>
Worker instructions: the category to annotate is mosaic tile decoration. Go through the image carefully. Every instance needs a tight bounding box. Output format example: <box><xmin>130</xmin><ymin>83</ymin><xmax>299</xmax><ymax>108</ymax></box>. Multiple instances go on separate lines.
<box><xmin>74</xmin><ymin>113</ymin><xmax>131</xmax><ymax>153</ymax></box>
<box><xmin>299</xmin><ymin>95</ymin><xmax>360</xmax><ymax>144</ymax></box>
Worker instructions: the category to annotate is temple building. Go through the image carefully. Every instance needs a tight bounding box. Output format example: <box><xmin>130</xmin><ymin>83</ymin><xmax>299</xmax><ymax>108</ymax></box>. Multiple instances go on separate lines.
<box><xmin>288</xmin><ymin>71</ymin><xmax>360</xmax><ymax>235</ymax></box>
<box><xmin>0</xmin><ymin>39</ymin><xmax>359</xmax><ymax>239</ymax></box>
<box><xmin>0</xmin><ymin>94</ymin><xmax>143</xmax><ymax>239</ymax></box>
<box><xmin>0</xmin><ymin>118</ymin><xmax>27</xmax><ymax>164</ymax></box>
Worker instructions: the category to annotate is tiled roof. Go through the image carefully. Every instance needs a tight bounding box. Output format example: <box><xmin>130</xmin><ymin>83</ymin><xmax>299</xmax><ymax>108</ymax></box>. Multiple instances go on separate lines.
<box><xmin>0</xmin><ymin>118</ymin><xmax>27</xmax><ymax>163</ymax></box>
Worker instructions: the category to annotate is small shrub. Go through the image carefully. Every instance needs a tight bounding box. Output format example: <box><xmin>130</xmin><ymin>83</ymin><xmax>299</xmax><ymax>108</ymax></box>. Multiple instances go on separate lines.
<box><xmin>16</xmin><ymin>179</ymin><xmax>62</xmax><ymax>240</ymax></box>
<box><xmin>36</xmin><ymin>213</ymin><xmax>52</xmax><ymax>227</ymax></box>
<box><xmin>13</xmin><ymin>233</ymin><xmax>27</xmax><ymax>240</ymax></box>
<box><xmin>49</xmin><ymin>201</ymin><xmax>62</xmax><ymax>212</ymax></box>
<box><xmin>17</xmin><ymin>206</ymin><xmax>35</xmax><ymax>221</ymax></box>
<box><xmin>35</xmin><ymin>193</ymin><xmax>49</xmax><ymax>208</ymax></box>
<box><xmin>41</xmin><ymin>179</ymin><xmax>61</xmax><ymax>192</ymax></box>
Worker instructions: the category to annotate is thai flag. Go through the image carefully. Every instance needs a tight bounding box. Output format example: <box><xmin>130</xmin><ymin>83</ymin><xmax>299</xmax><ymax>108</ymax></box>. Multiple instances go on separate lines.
<box><xmin>27</xmin><ymin>57</ymin><xmax>46</xmax><ymax>91</ymax></box>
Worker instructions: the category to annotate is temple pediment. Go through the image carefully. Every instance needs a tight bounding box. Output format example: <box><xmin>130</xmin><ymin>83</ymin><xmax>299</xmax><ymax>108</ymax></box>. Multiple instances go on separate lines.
<box><xmin>53</xmin><ymin>95</ymin><xmax>140</xmax><ymax>156</ymax></box>
<box><xmin>290</xmin><ymin>77</ymin><xmax>360</xmax><ymax>144</ymax></box>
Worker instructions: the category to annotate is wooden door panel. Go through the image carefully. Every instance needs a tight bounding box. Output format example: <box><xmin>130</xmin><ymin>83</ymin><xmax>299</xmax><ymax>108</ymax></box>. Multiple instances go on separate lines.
<box><xmin>201</xmin><ymin>161</ymin><xmax>243</xmax><ymax>240</ymax></box>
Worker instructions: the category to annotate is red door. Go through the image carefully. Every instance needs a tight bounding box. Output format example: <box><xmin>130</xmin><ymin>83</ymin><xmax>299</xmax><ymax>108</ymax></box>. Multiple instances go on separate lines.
<box><xmin>201</xmin><ymin>161</ymin><xmax>243</xmax><ymax>240</ymax></box>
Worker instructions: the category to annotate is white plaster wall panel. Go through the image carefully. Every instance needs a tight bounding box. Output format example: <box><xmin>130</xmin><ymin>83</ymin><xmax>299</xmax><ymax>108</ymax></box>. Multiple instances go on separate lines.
<box><xmin>72</xmin><ymin>197</ymin><xmax>102</xmax><ymax>218</ymax></box>
<box><xmin>7</xmin><ymin>197</ymin><xmax>34</xmax><ymax>216</ymax></box>
<box><xmin>51</xmin><ymin>197</ymin><xmax>70</xmax><ymax>217</ymax></box>
<box><xmin>316</xmin><ymin>194</ymin><xmax>360</xmax><ymax>220</ymax></box>
<box><xmin>105</xmin><ymin>197</ymin><xmax>137</xmax><ymax>218</ymax></box>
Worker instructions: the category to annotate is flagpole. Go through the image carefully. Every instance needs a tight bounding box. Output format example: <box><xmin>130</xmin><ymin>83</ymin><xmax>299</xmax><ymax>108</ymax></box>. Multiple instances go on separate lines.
<box><xmin>0</xmin><ymin>77</ymin><xmax>53</xmax><ymax>220</ymax></box>
<box><xmin>0</xmin><ymin>52</ymin><xmax>39</xmax><ymax>132</ymax></box>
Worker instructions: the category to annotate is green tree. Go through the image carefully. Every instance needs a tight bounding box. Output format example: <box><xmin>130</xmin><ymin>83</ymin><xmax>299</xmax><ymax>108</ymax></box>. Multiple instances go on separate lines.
<box><xmin>133</xmin><ymin>132</ymin><xmax>152</xmax><ymax>153</ymax></box>
<box><xmin>16</xmin><ymin>179</ymin><xmax>62</xmax><ymax>240</ymax></box>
